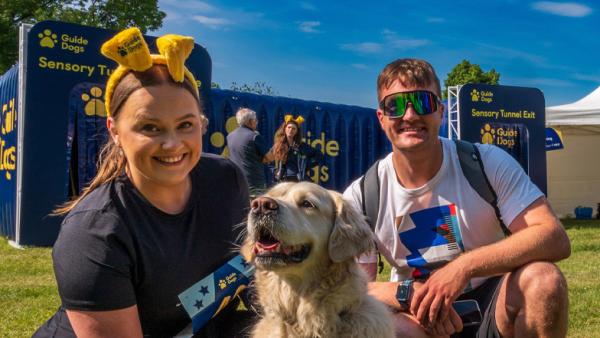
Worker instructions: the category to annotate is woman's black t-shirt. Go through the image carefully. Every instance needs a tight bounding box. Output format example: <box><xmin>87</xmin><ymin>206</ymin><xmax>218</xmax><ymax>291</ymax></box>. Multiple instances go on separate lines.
<box><xmin>34</xmin><ymin>154</ymin><xmax>250</xmax><ymax>337</ymax></box>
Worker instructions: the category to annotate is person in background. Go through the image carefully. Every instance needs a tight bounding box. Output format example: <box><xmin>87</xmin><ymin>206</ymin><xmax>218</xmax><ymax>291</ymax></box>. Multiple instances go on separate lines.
<box><xmin>33</xmin><ymin>28</ymin><xmax>252</xmax><ymax>338</ymax></box>
<box><xmin>343</xmin><ymin>58</ymin><xmax>570</xmax><ymax>338</ymax></box>
<box><xmin>269</xmin><ymin>115</ymin><xmax>322</xmax><ymax>183</ymax></box>
<box><xmin>227</xmin><ymin>107</ymin><xmax>270</xmax><ymax>198</ymax></box>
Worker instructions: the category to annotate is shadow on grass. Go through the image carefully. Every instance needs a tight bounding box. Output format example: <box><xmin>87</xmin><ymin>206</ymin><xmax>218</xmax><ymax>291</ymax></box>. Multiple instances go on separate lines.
<box><xmin>561</xmin><ymin>219</ymin><xmax>600</xmax><ymax>230</ymax></box>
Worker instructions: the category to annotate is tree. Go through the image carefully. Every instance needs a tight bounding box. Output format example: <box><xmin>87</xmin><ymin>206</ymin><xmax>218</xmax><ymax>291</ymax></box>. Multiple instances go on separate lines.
<box><xmin>230</xmin><ymin>81</ymin><xmax>277</xmax><ymax>96</ymax></box>
<box><xmin>0</xmin><ymin>0</ymin><xmax>165</xmax><ymax>73</ymax></box>
<box><xmin>443</xmin><ymin>60</ymin><xmax>500</xmax><ymax>98</ymax></box>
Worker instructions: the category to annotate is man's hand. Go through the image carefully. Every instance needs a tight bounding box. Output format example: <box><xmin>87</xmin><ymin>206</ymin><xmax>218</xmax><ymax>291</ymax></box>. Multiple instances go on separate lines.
<box><xmin>368</xmin><ymin>279</ymin><xmax>465</xmax><ymax>335</ymax></box>
<box><xmin>410</xmin><ymin>258</ymin><xmax>471</xmax><ymax>330</ymax></box>
<box><xmin>427</xmin><ymin>306</ymin><xmax>463</xmax><ymax>336</ymax></box>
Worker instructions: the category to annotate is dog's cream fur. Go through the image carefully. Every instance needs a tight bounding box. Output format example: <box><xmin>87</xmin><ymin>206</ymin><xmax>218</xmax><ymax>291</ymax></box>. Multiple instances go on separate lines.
<box><xmin>241</xmin><ymin>182</ymin><xmax>394</xmax><ymax>338</ymax></box>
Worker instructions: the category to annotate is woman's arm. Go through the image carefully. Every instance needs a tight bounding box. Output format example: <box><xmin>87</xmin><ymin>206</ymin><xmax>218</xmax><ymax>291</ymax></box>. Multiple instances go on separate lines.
<box><xmin>67</xmin><ymin>306</ymin><xmax>143</xmax><ymax>338</ymax></box>
<box><xmin>53</xmin><ymin>210</ymin><xmax>141</xmax><ymax>337</ymax></box>
<box><xmin>262</xmin><ymin>148</ymin><xmax>275</xmax><ymax>163</ymax></box>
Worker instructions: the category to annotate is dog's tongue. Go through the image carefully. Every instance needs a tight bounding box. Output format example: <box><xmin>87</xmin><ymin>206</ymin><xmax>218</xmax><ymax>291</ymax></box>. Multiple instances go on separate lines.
<box><xmin>256</xmin><ymin>241</ymin><xmax>279</xmax><ymax>251</ymax></box>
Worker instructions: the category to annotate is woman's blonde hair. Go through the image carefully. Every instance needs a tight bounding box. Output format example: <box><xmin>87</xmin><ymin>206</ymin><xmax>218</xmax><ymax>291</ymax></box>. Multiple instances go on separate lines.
<box><xmin>271</xmin><ymin>120</ymin><xmax>302</xmax><ymax>162</ymax></box>
<box><xmin>54</xmin><ymin>65</ymin><xmax>203</xmax><ymax>215</ymax></box>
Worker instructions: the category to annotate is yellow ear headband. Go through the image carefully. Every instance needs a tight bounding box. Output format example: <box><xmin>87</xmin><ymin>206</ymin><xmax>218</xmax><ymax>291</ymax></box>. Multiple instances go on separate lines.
<box><xmin>284</xmin><ymin>114</ymin><xmax>305</xmax><ymax>125</ymax></box>
<box><xmin>101</xmin><ymin>27</ymin><xmax>200</xmax><ymax>116</ymax></box>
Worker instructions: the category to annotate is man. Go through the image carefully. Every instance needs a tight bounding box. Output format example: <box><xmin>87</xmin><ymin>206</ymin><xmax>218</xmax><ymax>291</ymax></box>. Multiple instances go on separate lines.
<box><xmin>343</xmin><ymin>59</ymin><xmax>570</xmax><ymax>338</ymax></box>
<box><xmin>227</xmin><ymin>108</ymin><xmax>270</xmax><ymax>197</ymax></box>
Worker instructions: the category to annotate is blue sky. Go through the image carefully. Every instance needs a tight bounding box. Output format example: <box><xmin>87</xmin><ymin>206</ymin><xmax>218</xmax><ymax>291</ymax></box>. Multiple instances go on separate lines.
<box><xmin>155</xmin><ymin>0</ymin><xmax>599</xmax><ymax>108</ymax></box>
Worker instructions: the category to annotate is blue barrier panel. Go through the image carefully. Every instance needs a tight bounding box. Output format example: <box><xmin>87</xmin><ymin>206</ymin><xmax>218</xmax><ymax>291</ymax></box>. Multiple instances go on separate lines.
<box><xmin>0</xmin><ymin>65</ymin><xmax>18</xmax><ymax>240</ymax></box>
<box><xmin>206</xmin><ymin>89</ymin><xmax>391</xmax><ymax>190</ymax></box>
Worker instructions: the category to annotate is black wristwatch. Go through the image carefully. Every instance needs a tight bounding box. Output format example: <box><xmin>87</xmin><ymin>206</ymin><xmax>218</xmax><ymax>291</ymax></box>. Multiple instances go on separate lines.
<box><xmin>396</xmin><ymin>279</ymin><xmax>413</xmax><ymax>310</ymax></box>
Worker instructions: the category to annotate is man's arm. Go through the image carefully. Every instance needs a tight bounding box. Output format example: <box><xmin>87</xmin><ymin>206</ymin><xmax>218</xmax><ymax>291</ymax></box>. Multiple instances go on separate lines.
<box><xmin>253</xmin><ymin>134</ymin><xmax>273</xmax><ymax>163</ymax></box>
<box><xmin>367</xmin><ymin>280</ymin><xmax>403</xmax><ymax>310</ymax></box>
<box><xmin>361</xmin><ymin>261</ymin><xmax>407</xmax><ymax>312</ymax></box>
<box><xmin>262</xmin><ymin>149</ymin><xmax>274</xmax><ymax>163</ymax></box>
<box><xmin>457</xmin><ymin>197</ymin><xmax>569</xmax><ymax>277</ymax></box>
<box><xmin>411</xmin><ymin>197</ymin><xmax>570</xmax><ymax>326</ymax></box>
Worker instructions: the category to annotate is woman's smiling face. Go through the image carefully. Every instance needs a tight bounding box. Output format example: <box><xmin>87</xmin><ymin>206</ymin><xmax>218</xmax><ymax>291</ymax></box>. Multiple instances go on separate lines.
<box><xmin>108</xmin><ymin>83</ymin><xmax>203</xmax><ymax>192</ymax></box>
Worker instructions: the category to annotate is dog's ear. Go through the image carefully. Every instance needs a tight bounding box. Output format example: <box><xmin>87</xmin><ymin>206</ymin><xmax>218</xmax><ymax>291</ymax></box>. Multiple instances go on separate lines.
<box><xmin>328</xmin><ymin>191</ymin><xmax>375</xmax><ymax>263</ymax></box>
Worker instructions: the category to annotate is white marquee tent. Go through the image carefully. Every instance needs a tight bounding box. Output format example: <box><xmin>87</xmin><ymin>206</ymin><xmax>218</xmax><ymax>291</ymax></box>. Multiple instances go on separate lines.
<box><xmin>546</xmin><ymin>86</ymin><xmax>600</xmax><ymax>218</ymax></box>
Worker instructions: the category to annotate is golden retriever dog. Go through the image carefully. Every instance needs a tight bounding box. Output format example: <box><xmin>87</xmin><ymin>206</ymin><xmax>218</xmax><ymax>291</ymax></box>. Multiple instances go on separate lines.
<box><xmin>241</xmin><ymin>182</ymin><xmax>394</xmax><ymax>338</ymax></box>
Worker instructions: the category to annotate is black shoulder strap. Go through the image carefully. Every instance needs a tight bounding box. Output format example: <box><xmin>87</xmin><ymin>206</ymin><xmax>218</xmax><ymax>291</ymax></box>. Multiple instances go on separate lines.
<box><xmin>359</xmin><ymin>160</ymin><xmax>384</xmax><ymax>273</ymax></box>
<box><xmin>360</xmin><ymin>160</ymin><xmax>380</xmax><ymax>231</ymax></box>
<box><xmin>454</xmin><ymin>139</ymin><xmax>511</xmax><ymax>236</ymax></box>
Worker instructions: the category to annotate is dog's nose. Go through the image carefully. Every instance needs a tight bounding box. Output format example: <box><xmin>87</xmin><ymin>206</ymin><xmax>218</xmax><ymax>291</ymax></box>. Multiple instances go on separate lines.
<box><xmin>251</xmin><ymin>196</ymin><xmax>279</xmax><ymax>214</ymax></box>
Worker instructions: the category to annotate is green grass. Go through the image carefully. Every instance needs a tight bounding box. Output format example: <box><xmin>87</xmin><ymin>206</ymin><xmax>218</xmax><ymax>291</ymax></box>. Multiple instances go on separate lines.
<box><xmin>0</xmin><ymin>239</ymin><xmax>59</xmax><ymax>338</ymax></box>
<box><xmin>557</xmin><ymin>220</ymin><xmax>600</xmax><ymax>338</ymax></box>
<box><xmin>1</xmin><ymin>219</ymin><xmax>599</xmax><ymax>337</ymax></box>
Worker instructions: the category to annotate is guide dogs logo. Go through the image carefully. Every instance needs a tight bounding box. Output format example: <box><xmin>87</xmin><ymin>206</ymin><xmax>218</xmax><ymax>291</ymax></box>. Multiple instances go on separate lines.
<box><xmin>39</xmin><ymin>30</ymin><xmax>58</xmax><ymax>48</ymax></box>
<box><xmin>38</xmin><ymin>27</ymin><xmax>89</xmax><ymax>54</ymax></box>
<box><xmin>470</xmin><ymin>89</ymin><xmax>479</xmax><ymax>102</ymax></box>
<box><xmin>81</xmin><ymin>87</ymin><xmax>107</xmax><ymax>117</ymax></box>
<box><xmin>481</xmin><ymin>124</ymin><xmax>518</xmax><ymax>148</ymax></box>
<box><xmin>470</xmin><ymin>89</ymin><xmax>494</xmax><ymax>103</ymax></box>
<box><xmin>1</xmin><ymin>98</ymin><xmax>17</xmax><ymax>180</ymax></box>
<box><xmin>480</xmin><ymin>124</ymin><xmax>495</xmax><ymax>144</ymax></box>
<box><xmin>117</xmin><ymin>35</ymin><xmax>144</xmax><ymax>57</ymax></box>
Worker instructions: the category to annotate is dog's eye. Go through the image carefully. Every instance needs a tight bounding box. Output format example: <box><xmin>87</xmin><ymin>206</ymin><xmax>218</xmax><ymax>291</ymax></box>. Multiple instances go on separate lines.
<box><xmin>300</xmin><ymin>200</ymin><xmax>316</xmax><ymax>209</ymax></box>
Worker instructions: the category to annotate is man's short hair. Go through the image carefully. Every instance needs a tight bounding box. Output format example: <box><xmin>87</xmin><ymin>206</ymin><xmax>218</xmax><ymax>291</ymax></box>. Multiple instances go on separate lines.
<box><xmin>377</xmin><ymin>58</ymin><xmax>441</xmax><ymax>100</ymax></box>
<box><xmin>236</xmin><ymin>108</ymin><xmax>257</xmax><ymax>126</ymax></box>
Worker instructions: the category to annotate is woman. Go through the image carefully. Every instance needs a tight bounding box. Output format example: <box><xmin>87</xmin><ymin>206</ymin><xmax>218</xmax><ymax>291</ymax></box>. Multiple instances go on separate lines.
<box><xmin>34</xmin><ymin>28</ymin><xmax>251</xmax><ymax>338</ymax></box>
<box><xmin>270</xmin><ymin>115</ymin><xmax>322</xmax><ymax>182</ymax></box>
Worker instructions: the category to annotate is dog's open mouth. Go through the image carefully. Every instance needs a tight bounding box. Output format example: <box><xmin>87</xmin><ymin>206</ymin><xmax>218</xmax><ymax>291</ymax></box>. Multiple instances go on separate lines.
<box><xmin>253</xmin><ymin>228</ymin><xmax>311</xmax><ymax>267</ymax></box>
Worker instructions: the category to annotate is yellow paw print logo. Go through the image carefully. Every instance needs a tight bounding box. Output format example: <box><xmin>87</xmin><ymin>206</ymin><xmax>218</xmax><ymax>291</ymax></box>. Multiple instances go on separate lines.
<box><xmin>480</xmin><ymin>123</ymin><xmax>495</xmax><ymax>144</ymax></box>
<box><xmin>218</xmin><ymin>279</ymin><xmax>227</xmax><ymax>290</ymax></box>
<box><xmin>81</xmin><ymin>87</ymin><xmax>107</xmax><ymax>117</ymax></box>
<box><xmin>471</xmin><ymin>89</ymin><xmax>480</xmax><ymax>102</ymax></box>
<box><xmin>209</xmin><ymin>116</ymin><xmax>239</xmax><ymax>157</ymax></box>
<box><xmin>39</xmin><ymin>29</ymin><xmax>58</xmax><ymax>48</ymax></box>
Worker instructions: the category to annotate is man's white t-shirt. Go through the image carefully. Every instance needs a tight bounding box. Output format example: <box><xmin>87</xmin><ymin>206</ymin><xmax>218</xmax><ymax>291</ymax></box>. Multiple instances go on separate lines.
<box><xmin>343</xmin><ymin>137</ymin><xmax>543</xmax><ymax>289</ymax></box>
